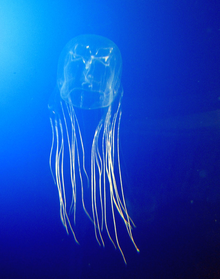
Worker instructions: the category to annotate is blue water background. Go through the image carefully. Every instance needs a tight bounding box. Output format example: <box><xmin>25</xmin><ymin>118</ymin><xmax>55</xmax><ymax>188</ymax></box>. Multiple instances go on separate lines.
<box><xmin>0</xmin><ymin>0</ymin><xmax>220</xmax><ymax>278</ymax></box>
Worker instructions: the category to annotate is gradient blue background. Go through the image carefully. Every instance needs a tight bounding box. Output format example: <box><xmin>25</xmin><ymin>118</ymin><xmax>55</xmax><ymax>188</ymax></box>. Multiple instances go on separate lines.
<box><xmin>0</xmin><ymin>0</ymin><xmax>220</xmax><ymax>278</ymax></box>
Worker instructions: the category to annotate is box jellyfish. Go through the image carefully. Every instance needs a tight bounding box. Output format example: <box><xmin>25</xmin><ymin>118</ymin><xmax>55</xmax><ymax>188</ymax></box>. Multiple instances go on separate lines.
<box><xmin>49</xmin><ymin>35</ymin><xmax>139</xmax><ymax>263</ymax></box>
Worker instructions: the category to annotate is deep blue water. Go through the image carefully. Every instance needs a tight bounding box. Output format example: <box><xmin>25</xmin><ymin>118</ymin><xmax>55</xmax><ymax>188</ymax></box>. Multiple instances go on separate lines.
<box><xmin>0</xmin><ymin>0</ymin><xmax>220</xmax><ymax>278</ymax></box>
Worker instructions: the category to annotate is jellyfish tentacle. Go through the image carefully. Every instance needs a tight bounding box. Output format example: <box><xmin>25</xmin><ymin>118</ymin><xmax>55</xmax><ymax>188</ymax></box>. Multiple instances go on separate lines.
<box><xmin>103</xmin><ymin>100</ymin><xmax>139</xmax><ymax>263</ymax></box>
<box><xmin>72</xmin><ymin>106</ymin><xmax>93</xmax><ymax>223</ymax></box>
<box><xmin>50</xmin><ymin>108</ymin><xmax>72</xmax><ymax>238</ymax></box>
<box><xmin>73</xmin><ymin>107</ymin><xmax>90</xmax><ymax>188</ymax></box>
<box><xmin>54</xmin><ymin>118</ymin><xmax>67</xmax><ymax>232</ymax></box>
<box><xmin>117</xmin><ymin>111</ymin><xmax>139</xmax><ymax>252</ymax></box>
<box><xmin>50</xmin><ymin>109</ymin><xmax>79</xmax><ymax>243</ymax></box>
<box><xmin>95</xmin><ymin>131</ymin><xmax>104</xmax><ymax>231</ymax></box>
<box><xmin>49</xmin><ymin>117</ymin><xmax>56</xmax><ymax>185</ymax></box>
<box><xmin>101</xmin><ymin>108</ymin><xmax>117</xmax><ymax>249</ymax></box>
<box><xmin>60</xmin><ymin>101</ymin><xmax>77</xmax><ymax>224</ymax></box>
<box><xmin>91</xmin><ymin>119</ymin><xmax>105</xmax><ymax>247</ymax></box>
<box><xmin>104</xmin><ymin>119</ymin><xmax>127</xmax><ymax>264</ymax></box>
<box><xmin>62</xmin><ymin>100</ymin><xmax>93</xmax><ymax>226</ymax></box>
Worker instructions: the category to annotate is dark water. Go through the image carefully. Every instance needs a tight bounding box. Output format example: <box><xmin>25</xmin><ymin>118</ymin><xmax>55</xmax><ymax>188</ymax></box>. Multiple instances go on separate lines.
<box><xmin>0</xmin><ymin>0</ymin><xmax>220</xmax><ymax>278</ymax></box>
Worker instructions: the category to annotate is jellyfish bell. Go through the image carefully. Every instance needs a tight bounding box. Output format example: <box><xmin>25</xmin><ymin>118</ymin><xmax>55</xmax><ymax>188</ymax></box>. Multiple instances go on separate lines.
<box><xmin>49</xmin><ymin>34</ymin><xmax>139</xmax><ymax>263</ymax></box>
<box><xmin>57</xmin><ymin>34</ymin><xmax>122</xmax><ymax>109</ymax></box>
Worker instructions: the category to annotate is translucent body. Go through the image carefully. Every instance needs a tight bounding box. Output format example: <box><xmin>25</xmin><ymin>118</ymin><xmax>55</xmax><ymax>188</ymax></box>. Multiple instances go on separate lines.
<box><xmin>49</xmin><ymin>35</ymin><xmax>139</xmax><ymax>263</ymax></box>
<box><xmin>57</xmin><ymin>34</ymin><xmax>122</xmax><ymax>109</ymax></box>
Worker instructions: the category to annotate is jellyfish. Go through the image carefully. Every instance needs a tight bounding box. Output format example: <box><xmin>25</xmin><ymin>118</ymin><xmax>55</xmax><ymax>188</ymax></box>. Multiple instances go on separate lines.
<box><xmin>49</xmin><ymin>34</ymin><xmax>139</xmax><ymax>263</ymax></box>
